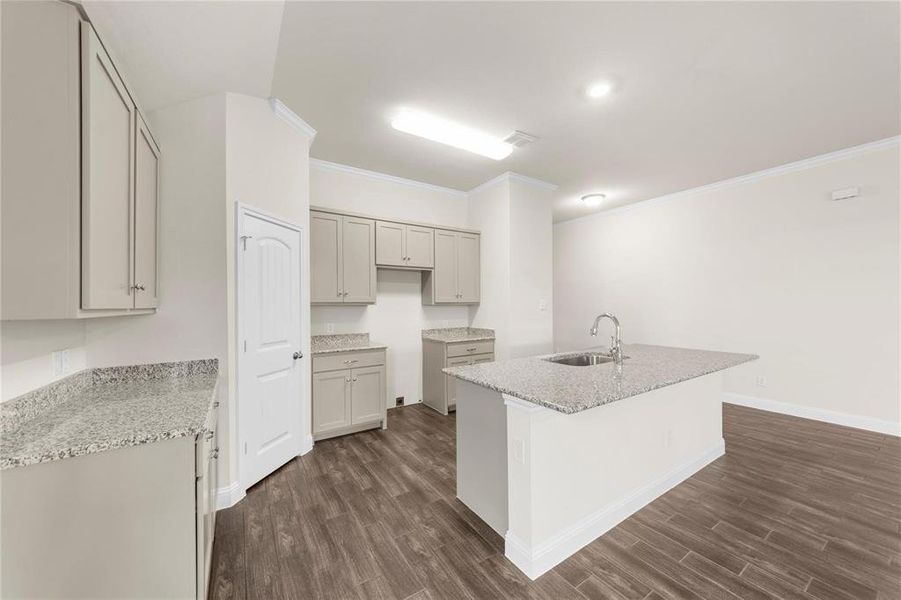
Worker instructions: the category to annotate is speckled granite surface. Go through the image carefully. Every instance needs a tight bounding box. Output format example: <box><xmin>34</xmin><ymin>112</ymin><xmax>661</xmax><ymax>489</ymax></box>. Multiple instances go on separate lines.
<box><xmin>311</xmin><ymin>333</ymin><xmax>387</xmax><ymax>355</ymax></box>
<box><xmin>444</xmin><ymin>344</ymin><xmax>757</xmax><ymax>414</ymax></box>
<box><xmin>422</xmin><ymin>327</ymin><xmax>495</xmax><ymax>343</ymax></box>
<box><xmin>1</xmin><ymin>360</ymin><xmax>219</xmax><ymax>470</ymax></box>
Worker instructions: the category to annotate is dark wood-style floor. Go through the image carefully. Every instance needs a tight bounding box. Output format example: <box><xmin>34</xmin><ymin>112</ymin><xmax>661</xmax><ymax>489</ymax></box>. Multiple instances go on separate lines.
<box><xmin>209</xmin><ymin>403</ymin><xmax>901</xmax><ymax>600</ymax></box>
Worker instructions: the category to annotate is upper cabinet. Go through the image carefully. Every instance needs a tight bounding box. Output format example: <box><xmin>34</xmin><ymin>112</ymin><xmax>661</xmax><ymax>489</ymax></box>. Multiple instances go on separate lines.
<box><xmin>311</xmin><ymin>211</ymin><xmax>376</xmax><ymax>304</ymax></box>
<box><xmin>1</xmin><ymin>2</ymin><xmax>160</xmax><ymax>319</ymax></box>
<box><xmin>310</xmin><ymin>208</ymin><xmax>479</xmax><ymax>306</ymax></box>
<box><xmin>422</xmin><ymin>230</ymin><xmax>481</xmax><ymax>304</ymax></box>
<box><xmin>375</xmin><ymin>221</ymin><xmax>434</xmax><ymax>269</ymax></box>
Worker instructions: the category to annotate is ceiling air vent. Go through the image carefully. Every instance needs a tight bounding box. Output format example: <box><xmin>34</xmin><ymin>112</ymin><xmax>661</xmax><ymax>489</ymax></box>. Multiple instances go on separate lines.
<box><xmin>503</xmin><ymin>130</ymin><xmax>538</xmax><ymax>148</ymax></box>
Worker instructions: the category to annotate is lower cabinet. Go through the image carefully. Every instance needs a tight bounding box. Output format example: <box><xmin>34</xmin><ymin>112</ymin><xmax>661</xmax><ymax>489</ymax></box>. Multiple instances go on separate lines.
<box><xmin>422</xmin><ymin>339</ymin><xmax>495</xmax><ymax>414</ymax></box>
<box><xmin>1</xmin><ymin>401</ymin><xmax>220</xmax><ymax>599</ymax></box>
<box><xmin>312</xmin><ymin>349</ymin><xmax>387</xmax><ymax>440</ymax></box>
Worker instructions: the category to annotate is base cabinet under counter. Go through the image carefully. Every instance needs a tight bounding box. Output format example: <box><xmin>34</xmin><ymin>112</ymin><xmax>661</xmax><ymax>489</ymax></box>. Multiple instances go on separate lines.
<box><xmin>1</xmin><ymin>401</ymin><xmax>220</xmax><ymax>600</ymax></box>
<box><xmin>312</xmin><ymin>348</ymin><xmax>387</xmax><ymax>440</ymax></box>
<box><xmin>423</xmin><ymin>338</ymin><xmax>495</xmax><ymax>415</ymax></box>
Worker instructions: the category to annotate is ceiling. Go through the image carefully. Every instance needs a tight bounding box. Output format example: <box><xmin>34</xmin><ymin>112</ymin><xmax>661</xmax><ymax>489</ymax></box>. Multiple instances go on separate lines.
<box><xmin>82</xmin><ymin>0</ymin><xmax>284</xmax><ymax>112</ymax></box>
<box><xmin>83</xmin><ymin>1</ymin><xmax>899</xmax><ymax>222</ymax></box>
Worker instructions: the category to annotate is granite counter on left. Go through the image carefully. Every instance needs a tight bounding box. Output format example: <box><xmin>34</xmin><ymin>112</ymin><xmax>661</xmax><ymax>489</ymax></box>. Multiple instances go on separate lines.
<box><xmin>1</xmin><ymin>359</ymin><xmax>219</xmax><ymax>470</ymax></box>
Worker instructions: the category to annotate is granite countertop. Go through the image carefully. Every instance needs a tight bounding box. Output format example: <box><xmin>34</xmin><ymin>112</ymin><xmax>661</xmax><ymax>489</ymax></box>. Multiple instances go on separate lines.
<box><xmin>443</xmin><ymin>344</ymin><xmax>757</xmax><ymax>414</ymax></box>
<box><xmin>1</xmin><ymin>360</ymin><xmax>219</xmax><ymax>470</ymax></box>
<box><xmin>422</xmin><ymin>327</ymin><xmax>496</xmax><ymax>343</ymax></box>
<box><xmin>311</xmin><ymin>333</ymin><xmax>387</xmax><ymax>355</ymax></box>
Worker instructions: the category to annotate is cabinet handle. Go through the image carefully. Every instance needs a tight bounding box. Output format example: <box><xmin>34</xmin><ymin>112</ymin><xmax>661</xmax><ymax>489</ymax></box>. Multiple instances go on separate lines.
<box><xmin>343</xmin><ymin>359</ymin><xmax>358</xmax><ymax>365</ymax></box>
<box><xmin>337</xmin><ymin>291</ymin><xmax>343</xmax><ymax>297</ymax></box>
<box><xmin>466</xmin><ymin>347</ymin><xmax>476</xmax><ymax>352</ymax></box>
<box><xmin>205</xmin><ymin>430</ymin><xmax>214</xmax><ymax>441</ymax></box>
<box><xmin>213</xmin><ymin>401</ymin><xmax>220</xmax><ymax>408</ymax></box>
<box><xmin>353</xmin><ymin>377</ymin><xmax>357</xmax><ymax>382</ymax></box>
<box><xmin>212</xmin><ymin>447</ymin><xmax>219</xmax><ymax>459</ymax></box>
<box><xmin>343</xmin><ymin>292</ymin><xmax>348</xmax><ymax>297</ymax></box>
<box><xmin>130</xmin><ymin>284</ymin><xmax>145</xmax><ymax>292</ymax></box>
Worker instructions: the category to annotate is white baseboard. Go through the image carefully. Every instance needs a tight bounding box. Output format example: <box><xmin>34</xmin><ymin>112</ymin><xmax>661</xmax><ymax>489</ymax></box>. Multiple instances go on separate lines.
<box><xmin>216</xmin><ymin>481</ymin><xmax>246</xmax><ymax>510</ymax></box>
<box><xmin>299</xmin><ymin>434</ymin><xmax>314</xmax><ymax>456</ymax></box>
<box><xmin>723</xmin><ymin>393</ymin><xmax>901</xmax><ymax>437</ymax></box>
<box><xmin>504</xmin><ymin>438</ymin><xmax>725</xmax><ymax>580</ymax></box>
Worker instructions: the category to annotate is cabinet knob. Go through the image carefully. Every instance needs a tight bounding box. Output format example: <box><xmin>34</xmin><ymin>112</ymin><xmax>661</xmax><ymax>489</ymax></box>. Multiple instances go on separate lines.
<box><xmin>353</xmin><ymin>377</ymin><xmax>357</xmax><ymax>382</ymax></box>
<box><xmin>337</xmin><ymin>291</ymin><xmax>343</xmax><ymax>297</ymax></box>
<box><xmin>345</xmin><ymin>377</ymin><xmax>351</xmax><ymax>382</ymax></box>
<box><xmin>205</xmin><ymin>430</ymin><xmax>214</xmax><ymax>441</ymax></box>
<box><xmin>293</xmin><ymin>351</ymin><xmax>303</xmax><ymax>360</ymax></box>
<box><xmin>342</xmin><ymin>292</ymin><xmax>348</xmax><ymax>297</ymax></box>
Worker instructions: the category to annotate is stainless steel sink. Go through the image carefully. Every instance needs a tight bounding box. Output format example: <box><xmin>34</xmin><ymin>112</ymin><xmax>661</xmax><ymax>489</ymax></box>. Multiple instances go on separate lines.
<box><xmin>545</xmin><ymin>352</ymin><xmax>617</xmax><ymax>367</ymax></box>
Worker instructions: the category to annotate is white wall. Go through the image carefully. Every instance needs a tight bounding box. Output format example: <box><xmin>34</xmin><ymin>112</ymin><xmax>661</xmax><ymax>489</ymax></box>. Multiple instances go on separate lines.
<box><xmin>468</xmin><ymin>179</ymin><xmax>511</xmax><ymax>358</ymax></box>
<box><xmin>468</xmin><ymin>175</ymin><xmax>555</xmax><ymax>360</ymax></box>
<box><xmin>310</xmin><ymin>163</ymin><xmax>470</xmax><ymax>406</ymax></box>
<box><xmin>0</xmin><ymin>321</ymin><xmax>88</xmax><ymax>401</ymax></box>
<box><xmin>225</xmin><ymin>93</ymin><xmax>314</xmax><ymax>487</ymax></box>
<box><xmin>554</xmin><ymin>142</ymin><xmax>900</xmax><ymax>428</ymax></box>
<box><xmin>508</xmin><ymin>178</ymin><xmax>554</xmax><ymax>357</ymax></box>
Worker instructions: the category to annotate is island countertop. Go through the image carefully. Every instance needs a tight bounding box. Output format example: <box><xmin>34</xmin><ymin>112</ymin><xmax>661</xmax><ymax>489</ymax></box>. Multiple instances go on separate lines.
<box><xmin>443</xmin><ymin>344</ymin><xmax>757</xmax><ymax>414</ymax></box>
<box><xmin>1</xmin><ymin>360</ymin><xmax>219</xmax><ymax>470</ymax></box>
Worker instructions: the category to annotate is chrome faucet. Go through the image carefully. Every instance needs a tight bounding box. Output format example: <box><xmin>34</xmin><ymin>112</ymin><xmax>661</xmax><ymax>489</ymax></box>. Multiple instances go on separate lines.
<box><xmin>589</xmin><ymin>313</ymin><xmax>623</xmax><ymax>366</ymax></box>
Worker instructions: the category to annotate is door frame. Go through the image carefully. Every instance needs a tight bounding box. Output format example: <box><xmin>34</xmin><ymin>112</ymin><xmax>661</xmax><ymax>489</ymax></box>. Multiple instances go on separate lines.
<box><xmin>235</xmin><ymin>202</ymin><xmax>310</xmax><ymax>495</ymax></box>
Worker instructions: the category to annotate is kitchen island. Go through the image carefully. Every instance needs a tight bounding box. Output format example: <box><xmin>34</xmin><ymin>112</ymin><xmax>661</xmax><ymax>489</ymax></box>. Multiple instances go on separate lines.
<box><xmin>444</xmin><ymin>343</ymin><xmax>756</xmax><ymax>579</ymax></box>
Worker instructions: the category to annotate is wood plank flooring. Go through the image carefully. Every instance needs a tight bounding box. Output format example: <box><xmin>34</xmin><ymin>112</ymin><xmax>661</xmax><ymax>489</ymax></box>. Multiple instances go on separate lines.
<box><xmin>209</xmin><ymin>403</ymin><xmax>901</xmax><ymax>599</ymax></box>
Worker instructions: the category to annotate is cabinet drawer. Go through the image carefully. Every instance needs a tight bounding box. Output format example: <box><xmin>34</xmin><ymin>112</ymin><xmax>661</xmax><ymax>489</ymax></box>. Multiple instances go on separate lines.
<box><xmin>446</xmin><ymin>340</ymin><xmax>494</xmax><ymax>358</ymax></box>
<box><xmin>313</xmin><ymin>350</ymin><xmax>385</xmax><ymax>373</ymax></box>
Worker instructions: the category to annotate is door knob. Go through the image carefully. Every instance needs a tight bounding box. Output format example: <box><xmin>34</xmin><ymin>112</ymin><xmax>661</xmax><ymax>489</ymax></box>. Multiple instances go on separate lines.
<box><xmin>293</xmin><ymin>351</ymin><xmax>303</xmax><ymax>360</ymax></box>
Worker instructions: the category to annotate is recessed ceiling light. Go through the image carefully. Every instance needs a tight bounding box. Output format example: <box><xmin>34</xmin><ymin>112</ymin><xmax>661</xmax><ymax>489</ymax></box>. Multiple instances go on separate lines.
<box><xmin>586</xmin><ymin>81</ymin><xmax>613</xmax><ymax>99</ymax></box>
<box><xmin>581</xmin><ymin>193</ymin><xmax>606</xmax><ymax>207</ymax></box>
<box><xmin>391</xmin><ymin>109</ymin><xmax>513</xmax><ymax>160</ymax></box>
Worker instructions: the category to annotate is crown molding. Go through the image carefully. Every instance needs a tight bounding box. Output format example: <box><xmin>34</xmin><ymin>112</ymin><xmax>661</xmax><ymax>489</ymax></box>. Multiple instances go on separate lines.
<box><xmin>558</xmin><ymin>135</ymin><xmax>901</xmax><ymax>226</ymax></box>
<box><xmin>269</xmin><ymin>97</ymin><xmax>317</xmax><ymax>141</ymax></box>
<box><xmin>468</xmin><ymin>171</ymin><xmax>559</xmax><ymax>196</ymax></box>
<box><xmin>309</xmin><ymin>159</ymin><xmax>468</xmax><ymax>197</ymax></box>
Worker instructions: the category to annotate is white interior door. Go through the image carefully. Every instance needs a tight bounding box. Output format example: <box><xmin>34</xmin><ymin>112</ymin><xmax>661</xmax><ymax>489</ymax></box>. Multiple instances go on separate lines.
<box><xmin>239</xmin><ymin>209</ymin><xmax>304</xmax><ymax>489</ymax></box>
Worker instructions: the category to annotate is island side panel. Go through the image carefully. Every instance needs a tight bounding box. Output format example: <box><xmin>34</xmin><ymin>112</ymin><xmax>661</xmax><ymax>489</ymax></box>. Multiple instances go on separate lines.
<box><xmin>504</xmin><ymin>372</ymin><xmax>725</xmax><ymax>579</ymax></box>
<box><xmin>455</xmin><ymin>379</ymin><xmax>509</xmax><ymax>535</ymax></box>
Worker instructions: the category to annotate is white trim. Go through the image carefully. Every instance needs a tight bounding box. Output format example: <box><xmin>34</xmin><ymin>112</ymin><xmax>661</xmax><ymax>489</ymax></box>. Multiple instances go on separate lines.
<box><xmin>502</xmin><ymin>394</ymin><xmax>547</xmax><ymax>413</ymax></box>
<box><xmin>299</xmin><ymin>434</ymin><xmax>314</xmax><ymax>456</ymax></box>
<box><xmin>215</xmin><ymin>481</ymin><xmax>246</xmax><ymax>511</ymax></box>
<box><xmin>269</xmin><ymin>97</ymin><xmax>317</xmax><ymax>141</ymax></box>
<box><xmin>724</xmin><ymin>392</ymin><xmax>901</xmax><ymax>437</ymax></box>
<box><xmin>309</xmin><ymin>158</ymin><xmax>468</xmax><ymax>197</ymax></box>
<box><xmin>468</xmin><ymin>171</ymin><xmax>558</xmax><ymax>196</ymax></box>
<box><xmin>504</xmin><ymin>438</ymin><xmax>725</xmax><ymax>580</ymax></box>
<box><xmin>558</xmin><ymin>135</ymin><xmax>901</xmax><ymax>226</ymax></box>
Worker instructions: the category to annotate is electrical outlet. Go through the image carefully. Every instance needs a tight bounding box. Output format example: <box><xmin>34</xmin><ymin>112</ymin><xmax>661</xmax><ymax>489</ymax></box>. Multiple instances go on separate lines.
<box><xmin>756</xmin><ymin>375</ymin><xmax>768</xmax><ymax>388</ymax></box>
<box><xmin>395</xmin><ymin>396</ymin><xmax>404</xmax><ymax>407</ymax></box>
<box><xmin>51</xmin><ymin>349</ymin><xmax>70</xmax><ymax>377</ymax></box>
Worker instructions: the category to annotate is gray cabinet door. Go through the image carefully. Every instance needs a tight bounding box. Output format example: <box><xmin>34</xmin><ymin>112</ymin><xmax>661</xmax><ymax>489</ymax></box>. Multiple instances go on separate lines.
<box><xmin>313</xmin><ymin>370</ymin><xmax>351</xmax><ymax>435</ymax></box>
<box><xmin>342</xmin><ymin>216</ymin><xmax>376</xmax><ymax>303</ymax></box>
<box><xmin>433</xmin><ymin>230</ymin><xmax>458</xmax><ymax>303</ymax></box>
<box><xmin>133</xmin><ymin>114</ymin><xmax>159</xmax><ymax>309</ymax></box>
<box><xmin>81</xmin><ymin>23</ymin><xmax>135</xmax><ymax>310</ymax></box>
<box><xmin>375</xmin><ymin>221</ymin><xmax>405</xmax><ymax>267</ymax></box>
<box><xmin>457</xmin><ymin>233</ymin><xmax>480</xmax><ymax>303</ymax></box>
<box><xmin>350</xmin><ymin>365</ymin><xmax>385</xmax><ymax>425</ymax></box>
<box><xmin>445</xmin><ymin>355</ymin><xmax>472</xmax><ymax>410</ymax></box>
<box><xmin>311</xmin><ymin>211</ymin><xmax>342</xmax><ymax>303</ymax></box>
<box><xmin>405</xmin><ymin>225</ymin><xmax>434</xmax><ymax>268</ymax></box>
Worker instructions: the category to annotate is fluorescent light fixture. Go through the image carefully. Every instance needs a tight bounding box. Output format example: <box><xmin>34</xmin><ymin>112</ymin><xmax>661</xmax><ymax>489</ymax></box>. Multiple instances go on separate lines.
<box><xmin>581</xmin><ymin>193</ymin><xmax>606</xmax><ymax>207</ymax></box>
<box><xmin>586</xmin><ymin>81</ymin><xmax>613</xmax><ymax>98</ymax></box>
<box><xmin>391</xmin><ymin>109</ymin><xmax>513</xmax><ymax>160</ymax></box>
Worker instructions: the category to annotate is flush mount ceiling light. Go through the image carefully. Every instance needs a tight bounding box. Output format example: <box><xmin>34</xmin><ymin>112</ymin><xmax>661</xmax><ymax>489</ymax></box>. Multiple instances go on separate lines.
<box><xmin>391</xmin><ymin>109</ymin><xmax>513</xmax><ymax>160</ymax></box>
<box><xmin>581</xmin><ymin>193</ymin><xmax>606</xmax><ymax>207</ymax></box>
<box><xmin>586</xmin><ymin>81</ymin><xmax>613</xmax><ymax>99</ymax></box>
